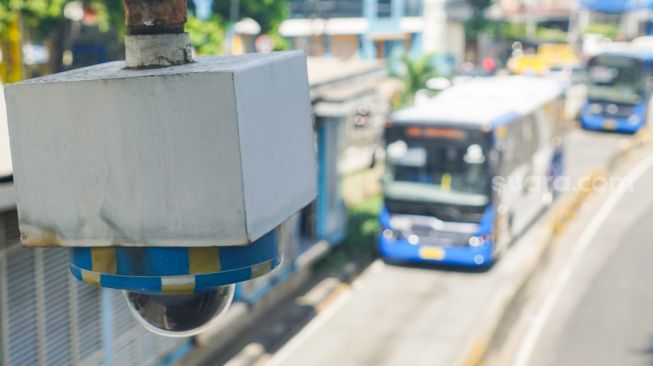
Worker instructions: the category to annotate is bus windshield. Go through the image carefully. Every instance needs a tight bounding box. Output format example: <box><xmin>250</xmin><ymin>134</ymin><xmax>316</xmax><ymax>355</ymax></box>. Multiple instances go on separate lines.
<box><xmin>587</xmin><ymin>55</ymin><xmax>643</xmax><ymax>105</ymax></box>
<box><xmin>383</xmin><ymin>125</ymin><xmax>491</xmax><ymax>208</ymax></box>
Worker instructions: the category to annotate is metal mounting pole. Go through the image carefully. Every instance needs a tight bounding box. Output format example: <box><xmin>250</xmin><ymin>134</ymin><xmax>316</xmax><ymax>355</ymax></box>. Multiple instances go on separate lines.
<box><xmin>123</xmin><ymin>0</ymin><xmax>193</xmax><ymax>68</ymax></box>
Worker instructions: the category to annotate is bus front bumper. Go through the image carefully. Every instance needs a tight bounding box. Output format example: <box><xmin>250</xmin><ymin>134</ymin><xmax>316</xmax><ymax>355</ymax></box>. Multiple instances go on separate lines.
<box><xmin>377</xmin><ymin>234</ymin><xmax>495</xmax><ymax>268</ymax></box>
<box><xmin>580</xmin><ymin>114</ymin><xmax>642</xmax><ymax>134</ymax></box>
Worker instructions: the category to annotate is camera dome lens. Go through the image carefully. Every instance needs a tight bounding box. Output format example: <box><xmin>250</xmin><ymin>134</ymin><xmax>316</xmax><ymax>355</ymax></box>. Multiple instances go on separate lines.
<box><xmin>125</xmin><ymin>284</ymin><xmax>235</xmax><ymax>337</ymax></box>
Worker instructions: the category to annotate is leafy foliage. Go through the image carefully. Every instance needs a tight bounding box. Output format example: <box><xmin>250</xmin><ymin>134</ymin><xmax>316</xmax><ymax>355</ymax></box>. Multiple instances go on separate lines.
<box><xmin>584</xmin><ymin>23</ymin><xmax>620</xmax><ymax>40</ymax></box>
<box><xmin>186</xmin><ymin>15</ymin><xmax>224</xmax><ymax>55</ymax></box>
<box><xmin>2</xmin><ymin>0</ymin><xmax>288</xmax><ymax>72</ymax></box>
<box><xmin>465</xmin><ymin>0</ymin><xmax>493</xmax><ymax>41</ymax></box>
<box><xmin>496</xmin><ymin>22</ymin><xmax>527</xmax><ymax>40</ymax></box>
<box><xmin>496</xmin><ymin>22</ymin><xmax>568</xmax><ymax>43</ymax></box>
<box><xmin>0</xmin><ymin>0</ymin><xmax>65</xmax><ymax>34</ymax></box>
<box><xmin>270</xmin><ymin>30</ymin><xmax>290</xmax><ymax>51</ymax></box>
<box><xmin>88</xmin><ymin>1</ymin><xmax>124</xmax><ymax>34</ymax></box>
<box><xmin>390</xmin><ymin>54</ymin><xmax>441</xmax><ymax>108</ymax></box>
<box><xmin>535</xmin><ymin>27</ymin><xmax>567</xmax><ymax>43</ymax></box>
<box><xmin>0</xmin><ymin>1</ymin><xmax>125</xmax><ymax>41</ymax></box>
<box><xmin>314</xmin><ymin>194</ymin><xmax>381</xmax><ymax>273</ymax></box>
<box><xmin>209</xmin><ymin>0</ymin><xmax>288</xmax><ymax>34</ymax></box>
<box><xmin>0</xmin><ymin>0</ymin><xmax>65</xmax><ymax>22</ymax></box>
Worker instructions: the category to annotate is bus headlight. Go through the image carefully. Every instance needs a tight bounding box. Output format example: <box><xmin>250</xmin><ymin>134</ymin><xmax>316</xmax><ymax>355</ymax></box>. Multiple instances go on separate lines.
<box><xmin>382</xmin><ymin>229</ymin><xmax>397</xmax><ymax>240</ymax></box>
<box><xmin>628</xmin><ymin>115</ymin><xmax>641</xmax><ymax>124</ymax></box>
<box><xmin>408</xmin><ymin>235</ymin><xmax>420</xmax><ymax>245</ymax></box>
<box><xmin>468</xmin><ymin>234</ymin><xmax>491</xmax><ymax>247</ymax></box>
<box><xmin>589</xmin><ymin>103</ymin><xmax>603</xmax><ymax>115</ymax></box>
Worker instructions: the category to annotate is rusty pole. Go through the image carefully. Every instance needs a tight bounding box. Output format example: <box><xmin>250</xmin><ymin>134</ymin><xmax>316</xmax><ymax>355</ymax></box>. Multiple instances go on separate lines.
<box><xmin>124</xmin><ymin>0</ymin><xmax>188</xmax><ymax>35</ymax></box>
<box><xmin>123</xmin><ymin>0</ymin><xmax>192</xmax><ymax>68</ymax></box>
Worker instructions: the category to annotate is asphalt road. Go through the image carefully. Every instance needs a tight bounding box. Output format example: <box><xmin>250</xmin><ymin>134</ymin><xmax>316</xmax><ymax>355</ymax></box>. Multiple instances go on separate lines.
<box><xmin>520</xmin><ymin>140</ymin><xmax>653</xmax><ymax>366</ymax></box>
<box><xmin>262</xmin><ymin>129</ymin><xmax>627</xmax><ymax>366</ymax></box>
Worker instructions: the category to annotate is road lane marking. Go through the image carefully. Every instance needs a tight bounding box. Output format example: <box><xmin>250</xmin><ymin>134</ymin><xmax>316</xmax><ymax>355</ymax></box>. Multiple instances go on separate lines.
<box><xmin>514</xmin><ymin>152</ymin><xmax>653</xmax><ymax>366</ymax></box>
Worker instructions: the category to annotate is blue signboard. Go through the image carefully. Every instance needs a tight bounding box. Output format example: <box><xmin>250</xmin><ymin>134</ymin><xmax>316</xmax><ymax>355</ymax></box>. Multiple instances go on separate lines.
<box><xmin>581</xmin><ymin>0</ymin><xmax>653</xmax><ymax>12</ymax></box>
<box><xmin>580</xmin><ymin>0</ymin><xmax>629</xmax><ymax>13</ymax></box>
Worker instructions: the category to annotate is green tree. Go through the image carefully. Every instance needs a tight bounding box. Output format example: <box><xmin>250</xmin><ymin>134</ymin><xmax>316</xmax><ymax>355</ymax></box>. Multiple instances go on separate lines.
<box><xmin>89</xmin><ymin>1</ymin><xmax>124</xmax><ymax>34</ymax></box>
<box><xmin>0</xmin><ymin>1</ymin><xmax>107</xmax><ymax>74</ymax></box>
<box><xmin>464</xmin><ymin>0</ymin><xmax>492</xmax><ymax>62</ymax></box>
<box><xmin>0</xmin><ymin>0</ymin><xmax>124</xmax><ymax>36</ymax></box>
<box><xmin>0</xmin><ymin>0</ymin><xmax>66</xmax><ymax>34</ymax></box>
<box><xmin>584</xmin><ymin>23</ymin><xmax>620</xmax><ymax>40</ymax></box>
<box><xmin>497</xmin><ymin>22</ymin><xmax>527</xmax><ymax>41</ymax></box>
<box><xmin>390</xmin><ymin>54</ymin><xmax>440</xmax><ymax>108</ymax></box>
<box><xmin>210</xmin><ymin>0</ymin><xmax>288</xmax><ymax>34</ymax></box>
<box><xmin>465</xmin><ymin>0</ymin><xmax>492</xmax><ymax>41</ymax></box>
<box><xmin>32</xmin><ymin>1</ymin><xmax>124</xmax><ymax>73</ymax></box>
<box><xmin>186</xmin><ymin>15</ymin><xmax>224</xmax><ymax>55</ymax></box>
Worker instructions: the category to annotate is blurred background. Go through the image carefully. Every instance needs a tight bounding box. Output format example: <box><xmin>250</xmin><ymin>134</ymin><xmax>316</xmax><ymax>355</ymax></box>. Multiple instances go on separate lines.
<box><xmin>0</xmin><ymin>0</ymin><xmax>628</xmax><ymax>83</ymax></box>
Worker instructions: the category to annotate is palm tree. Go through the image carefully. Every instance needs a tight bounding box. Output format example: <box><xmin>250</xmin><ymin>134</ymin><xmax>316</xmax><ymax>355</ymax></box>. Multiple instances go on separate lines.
<box><xmin>390</xmin><ymin>54</ymin><xmax>440</xmax><ymax>108</ymax></box>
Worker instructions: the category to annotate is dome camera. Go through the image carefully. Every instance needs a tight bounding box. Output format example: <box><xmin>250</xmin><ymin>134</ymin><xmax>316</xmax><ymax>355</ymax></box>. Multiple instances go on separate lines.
<box><xmin>6</xmin><ymin>47</ymin><xmax>315</xmax><ymax>337</ymax></box>
<box><xmin>69</xmin><ymin>229</ymin><xmax>283</xmax><ymax>336</ymax></box>
<box><xmin>125</xmin><ymin>285</ymin><xmax>235</xmax><ymax>337</ymax></box>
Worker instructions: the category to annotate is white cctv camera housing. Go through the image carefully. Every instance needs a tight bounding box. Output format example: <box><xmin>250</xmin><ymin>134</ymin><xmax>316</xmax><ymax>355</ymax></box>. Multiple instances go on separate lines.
<box><xmin>5</xmin><ymin>51</ymin><xmax>316</xmax><ymax>248</ymax></box>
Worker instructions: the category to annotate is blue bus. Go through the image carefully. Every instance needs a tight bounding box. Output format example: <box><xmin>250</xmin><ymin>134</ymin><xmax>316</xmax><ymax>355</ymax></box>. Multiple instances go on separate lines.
<box><xmin>581</xmin><ymin>48</ymin><xmax>653</xmax><ymax>133</ymax></box>
<box><xmin>378</xmin><ymin>77</ymin><xmax>565</xmax><ymax>267</ymax></box>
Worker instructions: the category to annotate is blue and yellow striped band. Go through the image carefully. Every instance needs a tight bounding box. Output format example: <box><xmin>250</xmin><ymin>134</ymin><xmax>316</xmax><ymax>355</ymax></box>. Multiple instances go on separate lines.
<box><xmin>69</xmin><ymin>229</ymin><xmax>282</xmax><ymax>295</ymax></box>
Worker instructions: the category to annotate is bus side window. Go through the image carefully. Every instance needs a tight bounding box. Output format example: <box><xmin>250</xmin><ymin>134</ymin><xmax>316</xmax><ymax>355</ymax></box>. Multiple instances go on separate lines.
<box><xmin>541</xmin><ymin>101</ymin><xmax>556</xmax><ymax>142</ymax></box>
<box><xmin>520</xmin><ymin>116</ymin><xmax>535</xmax><ymax>159</ymax></box>
<box><xmin>531</xmin><ymin>112</ymin><xmax>546</xmax><ymax>152</ymax></box>
<box><xmin>645</xmin><ymin>74</ymin><xmax>653</xmax><ymax>96</ymax></box>
<box><xmin>507</xmin><ymin>118</ymin><xmax>527</xmax><ymax>171</ymax></box>
<box><xmin>527</xmin><ymin>114</ymin><xmax>540</xmax><ymax>153</ymax></box>
<box><xmin>503</xmin><ymin>122</ymin><xmax>519</xmax><ymax>172</ymax></box>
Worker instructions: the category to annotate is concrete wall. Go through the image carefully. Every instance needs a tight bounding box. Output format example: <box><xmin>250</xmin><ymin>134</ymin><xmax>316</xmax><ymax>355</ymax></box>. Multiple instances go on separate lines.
<box><xmin>422</xmin><ymin>0</ymin><xmax>466</xmax><ymax>61</ymax></box>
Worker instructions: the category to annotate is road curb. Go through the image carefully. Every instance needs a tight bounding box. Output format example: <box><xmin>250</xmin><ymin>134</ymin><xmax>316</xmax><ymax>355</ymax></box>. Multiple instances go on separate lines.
<box><xmin>457</xmin><ymin>127</ymin><xmax>653</xmax><ymax>366</ymax></box>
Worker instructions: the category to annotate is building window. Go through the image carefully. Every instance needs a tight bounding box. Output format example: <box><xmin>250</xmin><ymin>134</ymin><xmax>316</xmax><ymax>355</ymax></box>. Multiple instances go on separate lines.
<box><xmin>377</xmin><ymin>0</ymin><xmax>392</xmax><ymax>17</ymax></box>
<box><xmin>404</xmin><ymin>0</ymin><xmax>421</xmax><ymax>17</ymax></box>
<box><xmin>289</xmin><ymin>0</ymin><xmax>364</xmax><ymax>19</ymax></box>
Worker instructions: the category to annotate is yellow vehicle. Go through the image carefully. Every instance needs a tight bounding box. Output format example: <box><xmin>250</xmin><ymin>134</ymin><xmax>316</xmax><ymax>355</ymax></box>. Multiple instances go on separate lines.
<box><xmin>508</xmin><ymin>54</ymin><xmax>550</xmax><ymax>75</ymax></box>
<box><xmin>538</xmin><ymin>43</ymin><xmax>580</xmax><ymax>68</ymax></box>
<box><xmin>509</xmin><ymin>43</ymin><xmax>580</xmax><ymax>75</ymax></box>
